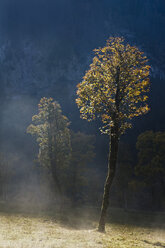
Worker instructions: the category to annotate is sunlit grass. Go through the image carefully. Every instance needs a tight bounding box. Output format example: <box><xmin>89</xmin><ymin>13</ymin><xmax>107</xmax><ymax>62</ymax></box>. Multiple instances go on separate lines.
<box><xmin>0</xmin><ymin>207</ymin><xmax>165</xmax><ymax>248</ymax></box>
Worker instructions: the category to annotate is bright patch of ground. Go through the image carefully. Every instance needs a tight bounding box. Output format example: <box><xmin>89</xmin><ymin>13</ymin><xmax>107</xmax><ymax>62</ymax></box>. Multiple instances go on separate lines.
<box><xmin>0</xmin><ymin>209</ymin><xmax>165</xmax><ymax>248</ymax></box>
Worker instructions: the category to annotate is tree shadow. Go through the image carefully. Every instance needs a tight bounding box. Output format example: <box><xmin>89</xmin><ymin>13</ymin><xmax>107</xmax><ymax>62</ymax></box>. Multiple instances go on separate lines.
<box><xmin>0</xmin><ymin>203</ymin><xmax>97</xmax><ymax>230</ymax></box>
<box><xmin>142</xmin><ymin>240</ymin><xmax>165</xmax><ymax>248</ymax></box>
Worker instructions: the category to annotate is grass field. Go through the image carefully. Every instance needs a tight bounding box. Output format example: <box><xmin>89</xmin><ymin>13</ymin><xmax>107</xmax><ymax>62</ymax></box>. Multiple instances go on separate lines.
<box><xmin>0</xmin><ymin>207</ymin><xmax>165</xmax><ymax>248</ymax></box>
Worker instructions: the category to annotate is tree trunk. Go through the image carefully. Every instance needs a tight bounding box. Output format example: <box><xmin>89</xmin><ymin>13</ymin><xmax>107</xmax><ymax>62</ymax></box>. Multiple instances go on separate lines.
<box><xmin>123</xmin><ymin>188</ymin><xmax>128</xmax><ymax>211</ymax></box>
<box><xmin>47</xmin><ymin>111</ymin><xmax>62</xmax><ymax>196</ymax></box>
<box><xmin>98</xmin><ymin>132</ymin><xmax>119</xmax><ymax>232</ymax></box>
<box><xmin>151</xmin><ymin>185</ymin><xmax>155</xmax><ymax>211</ymax></box>
<box><xmin>51</xmin><ymin>162</ymin><xmax>62</xmax><ymax>195</ymax></box>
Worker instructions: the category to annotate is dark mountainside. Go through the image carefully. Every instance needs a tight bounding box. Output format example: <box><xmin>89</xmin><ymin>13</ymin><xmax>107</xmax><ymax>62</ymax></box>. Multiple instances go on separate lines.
<box><xmin>0</xmin><ymin>0</ymin><xmax>165</xmax><ymax>208</ymax></box>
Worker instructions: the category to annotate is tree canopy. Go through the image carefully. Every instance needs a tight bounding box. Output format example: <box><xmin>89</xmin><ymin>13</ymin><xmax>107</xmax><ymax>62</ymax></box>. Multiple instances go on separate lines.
<box><xmin>27</xmin><ymin>97</ymin><xmax>71</xmax><ymax>193</ymax></box>
<box><xmin>76</xmin><ymin>37</ymin><xmax>150</xmax><ymax>136</ymax></box>
<box><xmin>135</xmin><ymin>131</ymin><xmax>165</xmax><ymax>182</ymax></box>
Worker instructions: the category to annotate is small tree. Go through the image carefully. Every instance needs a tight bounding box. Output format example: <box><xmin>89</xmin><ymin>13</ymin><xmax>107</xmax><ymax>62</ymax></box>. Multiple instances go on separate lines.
<box><xmin>76</xmin><ymin>37</ymin><xmax>150</xmax><ymax>232</ymax></box>
<box><xmin>27</xmin><ymin>97</ymin><xmax>71</xmax><ymax>195</ymax></box>
<box><xmin>135</xmin><ymin>131</ymin><xmax>165</xmax><ymax>209</ymax></box>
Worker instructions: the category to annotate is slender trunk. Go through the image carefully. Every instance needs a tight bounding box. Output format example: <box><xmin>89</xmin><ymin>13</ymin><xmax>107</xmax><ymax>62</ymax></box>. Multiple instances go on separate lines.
<box><xmin>160</xmin><ymin>177</ymin><xmax>165</xmax><ymax>210</ymax></box>
<box><xmin>47</xmin><ymin>110</ymin><xmax>62</xmax><ymax>196</ymax></box>
<box><xmin>98</xmin><ymin>67</ymin><xmax>120</xmax><ymax>232</ymax></box>
<box><xmin>48</xmin><ymin>143</ymin><xmax>61</xmax><ymax>195</ymax></box>
<box><xmin>98</xmin><ymin>132</ymin><xmax>119</xmax><ymax>232</ymax></box>
<box><xmin>51</xmin><ymin>162</ymin><xmax>62</xmax><ymax>195</ymax></box>
<box><xmin>123</xmin><ymin>188</ymin><xmax>128</xmax><ymax>211</ymax></box>
<box><xmin>151</xmin><ymin>186</ymin><xmax>155</xmax><ymax>211</ymax></box>
<box><xmin>71</xmin><ymin>163</ymin><xmax>77</xmax><ymax>206</ymax></box>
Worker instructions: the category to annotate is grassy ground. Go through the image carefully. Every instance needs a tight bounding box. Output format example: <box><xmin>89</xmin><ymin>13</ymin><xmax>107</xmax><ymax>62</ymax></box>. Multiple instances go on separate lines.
<box><xmin>0</xmin><ymin>206</ymin><xmax>165</xmax><ymax>248</ymax></box>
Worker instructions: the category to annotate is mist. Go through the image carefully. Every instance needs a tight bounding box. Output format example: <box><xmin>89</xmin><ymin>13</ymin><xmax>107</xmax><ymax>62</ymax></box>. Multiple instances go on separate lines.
<box><xmin>0</xmin><ymin>1</ymin><xmax>165</xmax><ymax>247</ymax></box>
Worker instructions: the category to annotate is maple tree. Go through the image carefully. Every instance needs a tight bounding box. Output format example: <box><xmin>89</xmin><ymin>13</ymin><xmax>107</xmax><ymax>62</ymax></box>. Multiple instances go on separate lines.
<box><xmin>76</xmin><ymin>37</ymin><xmax>150</xmax><ymax>232</ymax></box>
<box><xmin>27</xmin><ymin>97</ymin><xmax>71</xmax><ymax>194</ymax></box>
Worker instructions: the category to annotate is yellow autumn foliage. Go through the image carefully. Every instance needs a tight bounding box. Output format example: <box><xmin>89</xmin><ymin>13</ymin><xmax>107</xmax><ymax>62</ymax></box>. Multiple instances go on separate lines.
<box><xmin>76</xmin><ymin>37</ymin><xmax>150</xmax><ymax>135</ymax></box>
